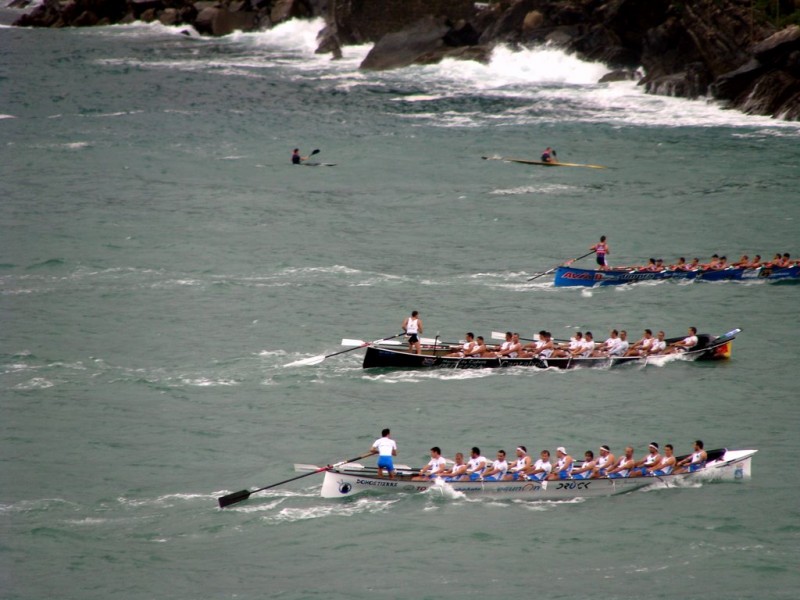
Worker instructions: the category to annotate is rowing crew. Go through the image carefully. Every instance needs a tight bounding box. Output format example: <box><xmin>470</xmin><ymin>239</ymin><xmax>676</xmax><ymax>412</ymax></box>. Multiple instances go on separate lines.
<box><xmin>411</xmin><ymin>441</ymin><xmax>709</xmax><ymax>482</ymax></box>
<box><xmin>443</xmin><ymin>327</ymin><xmax>700</xmax><ymax>359</ymax></box>
<box><xmin>615</xmin><ymin>252</ymin><xmax>795</xmax><ymax>273</ymax></box>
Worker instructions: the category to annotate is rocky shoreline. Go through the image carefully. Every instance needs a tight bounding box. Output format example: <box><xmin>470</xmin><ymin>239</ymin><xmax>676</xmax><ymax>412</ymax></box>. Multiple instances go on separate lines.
<box><xmin>11</xmin><ymin>0</ymin><xmax>800</xmax><ymax>120</ymax></box>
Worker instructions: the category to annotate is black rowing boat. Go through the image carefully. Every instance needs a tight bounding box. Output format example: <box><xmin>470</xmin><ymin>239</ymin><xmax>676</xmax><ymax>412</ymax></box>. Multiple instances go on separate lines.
<box><xmin>362</xmin><ymin>329</ymin><xmax>740</xmax><ymax>369</ymax></box>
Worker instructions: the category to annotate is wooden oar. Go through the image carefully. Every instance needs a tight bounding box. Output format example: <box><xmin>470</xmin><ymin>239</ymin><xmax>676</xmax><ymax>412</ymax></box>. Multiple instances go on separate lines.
<box><xmin>342</xmin><ymin>337</ymin><xmax>459</xmax><ymax>348</ymax></box>
<box><xmin>293</xmin><ymin>462</ymin><xmax>415</xmax><ymax>472</ymax></box>
<box><xmin>284</xmin><ymin>333</ymin><xmax>404</xmax><ymax>367</ymax></box>
<box><xmin>341</xmin><ymin>338</ymin><xmax>403</xmax><ymax>347</ymax></box>
<box><xmin>218</xmin><ymin>451</ymin><xmax>375</xmax><ymax>508</ymax></box>
<box><xmin>490</xmin><ymin>331</ymin><xmax>570</xmax><ymax>344</ymax></box>
<box><xmin>527</xmin><ymin>250</ymin><xmax>596</xmax><ymax>281</ymax></box>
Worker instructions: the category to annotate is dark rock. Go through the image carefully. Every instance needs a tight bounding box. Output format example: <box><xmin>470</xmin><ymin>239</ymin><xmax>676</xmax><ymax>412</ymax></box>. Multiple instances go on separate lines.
<box><xmin>711</xmin><ymin>59</ymin><xmax>767</xmax><ymax>101</ymax></box>
<box><xmin>140</xmin><ymin>8</ymin><xmax>157</xmax><ymax>22</ymax></box>
<box><xmin>271</xmin><ymin>0</ymin><xmax>312</xmax><ymax>24</ymax></box>
<box><xmin>330</xmin><ymin>0</ymin><xmax>475</xmax><ymax>46</ymax></box>
<box><xmin>360</xmin><ymin>16</ymin><xmax>451</xmax><ymax>71</ymax></box>
<box><xmin>130</xmin><ymin>0</ymin><xmax>165</xmax><ymax>18</ymax></box>
<box><xmin>194</xmin><ymin>6</ymin><xmax>257</xmax><ymax>36</ymax></box>
<box><xmin>478</xmin><ymin>0</ymin><xmax>538</xmax><ymax>44</ymax></box>
<box><xmin>522</xmin><ymin>10</ymin><xmax>544</xmax><ymax>33</ymax></box>
<box><xmin>737</xmin><ymin>70</ymin><xmax>800</xmax><ymax>117</ymax></box>
<box><xmin>599</xmin><ymin>69</ymin><xmax>639</xmax><ymax>83</ymax></box>
<box><xmin>645</xmin><ymin>73</ymin><xmax>691</xmax><ymax>97</ymax></box>
<box><xmin>573</xmin><ymin>24</ymin><xmax>636</xmax><ymax>67</ymax></box>
<box><xmin>72</xmin><ymin>10</ymin><xmax>99</xmax><ymax>26</ymax></box>
<box><xmin>159</xmin><ymin>8</ymin><xmax>180</xmax><ymax>26</ymax></box>
<box><xmin>646</xmin><ymin>63</ymin><xmax>709</xmax><ymax>99</ymax></box>
<box><xmin>443</xmin><ymin>20</ymin><xmax>480</xmax><ymax>47</ymax></box>
<box><xmin>752</xmin><ymin>25</ymin><xmax>800</xmax><ymax>64</ymax></box>
<box><xmin>417</xmin><ymin>44</ymin><xmax>492</xmax><ymax>65</ymax></box>
<box><xmin>545</xmin><ymin>25</ymin><xmax>581</xmax><ymax>48</ymax></box>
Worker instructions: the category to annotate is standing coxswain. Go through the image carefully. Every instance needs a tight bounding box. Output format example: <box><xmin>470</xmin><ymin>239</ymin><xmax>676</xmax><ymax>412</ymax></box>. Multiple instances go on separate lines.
<box><xmin>590</xmin><ymin>235</ymin><xmax>610</xmax><ymax>270</ymax></box>
<box><xmin>370</xmin><ymin>428</ymin><xmax>398</xmax><ymax>479</ymax></box>
<box><xmin>401</xmin><ymin>310</ymin><xmax>423</xmax><ymax>354</ymax></box>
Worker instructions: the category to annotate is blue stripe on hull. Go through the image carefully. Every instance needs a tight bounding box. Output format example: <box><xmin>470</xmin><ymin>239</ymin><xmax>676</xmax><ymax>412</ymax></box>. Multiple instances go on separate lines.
<box><xmin>553</xmin><ymin>265</ymin><xmax>799</xmax><ymax>287</ymax></box>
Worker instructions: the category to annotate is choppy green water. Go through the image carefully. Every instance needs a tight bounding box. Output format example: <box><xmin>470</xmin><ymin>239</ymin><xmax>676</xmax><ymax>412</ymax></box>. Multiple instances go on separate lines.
<box><xmin>2</xmin><ymin>17</ymin><xmax>799</xmax><ymax>600</ymax></box>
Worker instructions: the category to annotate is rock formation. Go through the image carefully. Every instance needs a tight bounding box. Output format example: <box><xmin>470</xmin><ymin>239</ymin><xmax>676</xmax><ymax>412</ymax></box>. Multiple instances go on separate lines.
<box><xmin>11</xmin><ymin>0</ymin><xmax>800</xmax><ymax>120</ymax></box>
<box><xmin>13</xmin><ymin>0</ymin><xmax>326</xmax><ymax>36</ymax></box>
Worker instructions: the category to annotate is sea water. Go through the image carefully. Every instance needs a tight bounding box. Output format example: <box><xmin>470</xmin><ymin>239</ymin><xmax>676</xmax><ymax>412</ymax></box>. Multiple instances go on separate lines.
<box><xmin>2</xmin><ymin>16</ymin><xmax>799</xmax><ymax>600</ymax></box>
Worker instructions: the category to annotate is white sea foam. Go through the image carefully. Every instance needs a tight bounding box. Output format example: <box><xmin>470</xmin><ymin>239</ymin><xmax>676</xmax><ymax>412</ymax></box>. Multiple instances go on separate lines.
<box><xmin>0</xmin><ymin>114</ymin><xmax>16</xmax><ymax>119</ymax></box>
<box><xmin>92</xmin><ymin>17</ymin><xmax>799</xmax><ymax>131</ymax></box>
<box><xmin>230</xmin><ymin>18</ymin><xmax>326</xmax><ymax>54</ymax></box>
<box><xmin>14</xmin><ymin>377</ymin><xmax>54</xmax><ymax>390</ymax></box>
<box><xmin>490</xmin><ymin>184</ymin><xmax>580</xmax><ymax>196</ymax></box>
<box><xmin>265</xmin><ymin>497</ymin><xmax>397</xmax><ymax>523</ymax></box>
<box><xmin>362</xmin><ymin>369</ymin><xmax>496</xmax><ymax>384</ymax></box>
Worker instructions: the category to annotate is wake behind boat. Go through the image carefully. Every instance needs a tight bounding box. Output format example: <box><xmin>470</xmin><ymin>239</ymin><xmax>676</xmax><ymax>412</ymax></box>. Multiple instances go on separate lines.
<box><xmin>554</xmin><ymin>264</ymin><xmax>800</xmax><ymax>287</ymax></box>
<box><xmin>362</xmin><ymin>328</ymin><xmax>739</xmax><ymax>369</ymax></box>
<box><xmin>320</xmin><ymin>449</ymin><xmax>756</xmax><ymax>499</ymax></box>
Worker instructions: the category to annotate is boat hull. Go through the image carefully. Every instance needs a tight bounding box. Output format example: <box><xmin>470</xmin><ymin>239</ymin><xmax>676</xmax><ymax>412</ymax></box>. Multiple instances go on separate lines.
<box><xmin>362</xmin><ymin>329</ymin><xmax>739</xmax><ymax>369</ymax></box>
<box><xmin>554</xmin><ymin>265</ymin><xmax>800</xmax><ymax>287</ymax></box>
<box><xmin>320</xmin><ymin>449</ymin><xmax>756</xmax><ymax>499</ymax></box>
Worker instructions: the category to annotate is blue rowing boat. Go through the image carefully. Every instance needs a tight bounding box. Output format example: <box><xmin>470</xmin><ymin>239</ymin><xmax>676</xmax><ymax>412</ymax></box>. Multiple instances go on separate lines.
<box><xmin>553</xmin><ymin>265</ymin><xmax>800</xmax><ymax>287</ymax></box>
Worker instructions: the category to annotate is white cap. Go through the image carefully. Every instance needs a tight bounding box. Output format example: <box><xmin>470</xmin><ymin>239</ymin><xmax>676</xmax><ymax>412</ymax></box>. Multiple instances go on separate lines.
<box><xmin>557</xmin><ymin>446</ymin><xmax>567</xmax><ymax>454</ymax></box>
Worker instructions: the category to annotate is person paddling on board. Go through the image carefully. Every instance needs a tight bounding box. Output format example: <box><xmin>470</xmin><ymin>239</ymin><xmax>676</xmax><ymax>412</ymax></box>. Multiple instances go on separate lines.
<box><xmin>541</xmin><ymin>146</ymin><xmax>557</xmax><ymax>163</ymax></box>
<box><xmin>291</xmin><ymin>148</ymin><xmax>309</xmax><ymax>165</ymax></box>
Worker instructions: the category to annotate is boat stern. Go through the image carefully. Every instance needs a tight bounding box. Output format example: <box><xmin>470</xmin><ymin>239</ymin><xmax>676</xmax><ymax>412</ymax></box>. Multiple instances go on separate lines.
<box><xmin>321</xmin><ymin>469</ymin><xmax>419</xmax><ymax>498</ymax></box>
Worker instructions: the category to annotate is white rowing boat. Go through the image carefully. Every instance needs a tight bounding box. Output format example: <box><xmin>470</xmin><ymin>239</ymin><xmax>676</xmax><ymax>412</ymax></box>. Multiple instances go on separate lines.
<box><xmin>319</xmin><ymin>449</ymin><xmax>756</xmax><ymax>500</ymax></box>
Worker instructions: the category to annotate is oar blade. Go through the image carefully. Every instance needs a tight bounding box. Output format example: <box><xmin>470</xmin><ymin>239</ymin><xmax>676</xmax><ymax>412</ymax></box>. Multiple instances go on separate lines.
<box><xmin>218</xmin><ymin>489</ymin><xmax>251</xmax><ymax>508</ymax></box>
<box><xmin>340</xmin><ymin>338</ymin><xmax>367</xmax><ymax>346</ymax></box>
<box><xmin>283</xmin><ymin>355</ymin><xmax>326</xmax><ymax>367</ymax></box>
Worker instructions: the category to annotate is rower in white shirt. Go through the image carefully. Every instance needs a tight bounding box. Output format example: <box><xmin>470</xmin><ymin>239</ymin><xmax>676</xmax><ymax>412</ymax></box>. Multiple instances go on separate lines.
<box><xmin>439</xmin><ymin>452</ymin><xmax>468</xmax><ymax>481</ymax></box>
<box><xmin>571</xmin><ymin>332</ymin><xmax>595</xmax><ymax>358</ymax></box>
<box><xmin>552</xmin><ymin>331</ymin><xmax>583</xmax><ymax>358</ymax></box>
<box><xmin>626</xmin><ymin>329</ymin><xmax>654</xmax><ymax>356</ymax></box>
<box><xmin>628</xmin><ymin>442</ymin><xmax>662</xmax><ymax>477</ymax></box>
<box><xmin>645</xmin><ymin>331</ymin><xmax>667</xmax><ymax>355</ymax></box>
<box><xmin>496</xmin><ymin>332</ymin><xmax>523</xmax><ymax>359</ymax></box>
<box><xmin>674</xmin><ymin>440</ymin><xmax>708</xmax><ymax>474</ymax></box>
<box><xmin>593</xmin><ymin>329</ymin><xmax>622</xmax><ymax>356</ymax></box>
<box><xmin>522</xmin><ymin>450</ymin><xmax>552</xmax><ymax>481</ymax></box>
<box><xmin>445</xmin><ymin>332</ymin><xmax>476</xmax><ymax>357</ymax></box>
<box><xmin>464</xmin><ymin>447</ymin><xmax>488</xmax><ymax>479</ymax></box>
<box><xmin>503</xmin><ymin>446</ymin><xmax>533</xmax><ymax>480</ymax></box>
<box><xmin>413</xmin><ymin>446</ymin><xmax>448</xmax><ymax>480</ymax></box>
<box><xmin>570</xmin><ymin>450</ymin><xmax>597</xmax><ymax>480</ymax></box>
<box><xmin>665</xmin><ymin>327</ymin><xmax>699</xmax><ymax>354</ymax></box>
<box><xmin>647</xmin><ymin>444</ymin><xmax>677</xmax><ymax>476</ymax></box>
<box><xmin>477</xmin><ymin>450</ymin><xmax>509</xmax><ymax>481</ymax></box>
<box><xmin>606</xmin><ymin>446</ymin><xmax>635</xmax><ymax>478</ymax></box>
<box><xmin>613</xmin><ymin>330</ymin><xmax>630</xmax><ymax>356</ymax></box>
<box><xmin>547</xmin><ymin>446</ymin><xmax>574</xmax><ymax>480</ymax></box>
<box><xmin>591</xmin><ymin>445</ymin><xmax>616</xmax><ymax>478</ymax></box>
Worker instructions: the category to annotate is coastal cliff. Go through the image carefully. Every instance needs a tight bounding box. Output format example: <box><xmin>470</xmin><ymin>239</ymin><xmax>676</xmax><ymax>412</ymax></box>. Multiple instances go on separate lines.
<box><xmin>12</xmin><ymin>0</ymin><xmax>800</xmax><ymax>120</ymax></box>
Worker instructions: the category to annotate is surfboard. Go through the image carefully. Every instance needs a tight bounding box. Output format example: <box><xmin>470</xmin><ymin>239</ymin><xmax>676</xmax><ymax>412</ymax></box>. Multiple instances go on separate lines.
<box><xmin>481</xmin><ymin>156</ymin><xmax>607</xmax><ymax>169</ymax></box>
<box><xmin>302</xmin><ymin>162</ymin><xmax>337</xmax><ymax>167</ymax></box>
